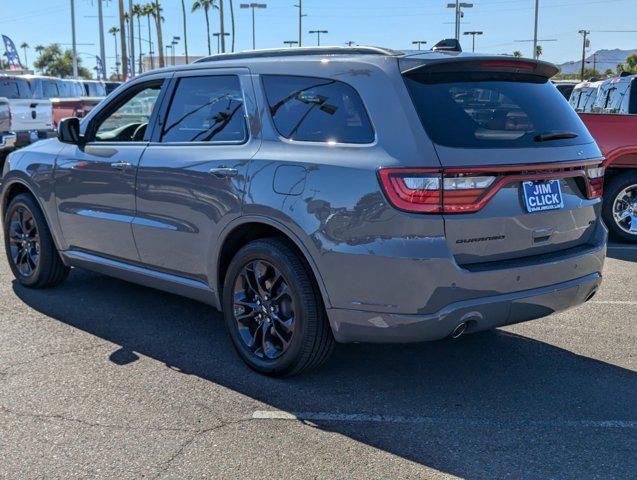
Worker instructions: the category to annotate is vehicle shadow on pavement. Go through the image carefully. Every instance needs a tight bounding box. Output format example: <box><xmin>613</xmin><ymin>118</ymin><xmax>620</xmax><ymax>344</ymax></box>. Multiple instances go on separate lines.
<box><xmin>13</xmin><ymin>269</ymin><xmax>637</xmax><ymax>480</ymax></box>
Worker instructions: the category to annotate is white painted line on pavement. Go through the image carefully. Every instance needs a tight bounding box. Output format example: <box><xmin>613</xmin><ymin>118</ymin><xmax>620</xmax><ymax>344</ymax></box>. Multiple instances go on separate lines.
<box><xmin>252</xmin><ymin>411</ymin><xmax>637</xmax><ymax>429</ymax></box>
<box><xmin>589</xmin><ymin>300</ymin><xmax>637</xmax><ymax>305</ymax></box>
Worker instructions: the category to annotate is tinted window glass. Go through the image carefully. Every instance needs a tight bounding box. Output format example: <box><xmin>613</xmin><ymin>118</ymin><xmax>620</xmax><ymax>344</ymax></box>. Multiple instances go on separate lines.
<box><xmin>162</xmin><ymin>75</ymin><xmax>247</xmax><ymax>143</ymax></box>
<box><xmin>404</xmin><ymin>72</ymin><xmax>590</xmax><ymax>148</ymax></box>
<box><xmin>95</xmin><ymin>84</ymin><xmax>162</xmax><ymax>142</ymax></box>
<box><xmin>42</xmin><ymin>80</ymin><xmax>59</xmax><ymax>97</ymax></box>
<box><xmin>84</xmin><ymin>82</ymin><xmax>106</xmax><ymax>97</ymax></box>
<box><xmin>0</xmin><ymin>78</ymin><xmax>30</xmax><ymax>98</ymax></box>
<box><xmin>593</xmin><ymin>80</ymin><xmax>630</xmax><ymax>114</ymax></box>
<box><xmin>262</xmin><ymin>75</ymin><xmax>374</xmax><ymax>144</ymax></box>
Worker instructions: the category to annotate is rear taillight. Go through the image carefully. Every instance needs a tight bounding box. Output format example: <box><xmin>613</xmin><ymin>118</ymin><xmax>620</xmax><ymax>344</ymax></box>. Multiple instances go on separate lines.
<box><xmin>585</xmin><ymin>165</ymin><xmax>605</xmax><ymax>199</ymax></box>
<box><xmin>378</xmin><ymin>169</ymin><xmax>496</xmax><ymax>213</ymax></box>
<box><xmin>379</xmin><ymin>161</ymin><xmax>605</xmax><ymax>214</ymax></box>
<box><xmin>378</xmin><ymin>169</ymin><xmax>442</xmax><ymax>213</ymax></box>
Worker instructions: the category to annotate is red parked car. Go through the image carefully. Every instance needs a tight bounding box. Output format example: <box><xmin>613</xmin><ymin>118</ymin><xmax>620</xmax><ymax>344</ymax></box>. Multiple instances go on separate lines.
<box><xmin>24</xmin><ymin>76</ymin><xmax>105</xmax><ymax>127</ymax></box>
<box><xmin>574</xmin><ymin>74</ymin><xmax>637</xmax><ymax>242</ymax></box>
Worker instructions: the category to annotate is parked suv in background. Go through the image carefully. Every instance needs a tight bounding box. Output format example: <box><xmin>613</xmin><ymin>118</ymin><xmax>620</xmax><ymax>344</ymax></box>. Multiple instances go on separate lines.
<box><xmin>1</xmin><ymin>46</ymin><xmax>606</xmax><ymax>376</ymax></box>
<box><xmin>571</xmin><ymin>73</ymin><xmax>637</xmax><ymax>242</ymax></box>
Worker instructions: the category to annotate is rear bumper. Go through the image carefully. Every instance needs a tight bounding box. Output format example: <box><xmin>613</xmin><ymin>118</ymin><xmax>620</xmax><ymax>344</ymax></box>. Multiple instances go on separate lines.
<box><xmin>0</xmin><ymin>132</ymin><xmax>16</xmax><ymax>151</ymax></box>
<box><xmin>328</xmin><ymin>272</ymin><xmax>602</xmax><ymax>343</ymax></box>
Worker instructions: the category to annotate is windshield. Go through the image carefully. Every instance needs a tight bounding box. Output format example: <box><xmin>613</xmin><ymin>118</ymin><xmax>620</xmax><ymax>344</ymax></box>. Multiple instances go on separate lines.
<box><xmin>404</xmin><ymin>72</ymin><xmax>591</xmax><ymax>149</ymax></box>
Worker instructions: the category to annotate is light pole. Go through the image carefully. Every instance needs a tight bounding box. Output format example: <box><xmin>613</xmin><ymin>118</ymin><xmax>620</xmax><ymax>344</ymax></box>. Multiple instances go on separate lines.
<box><xmin>70</xmin><ymin>0</ymin><xmax>78</xmax><ymax>78</ymax></box>
<box><xmin>171</xmin><ymin>36</ymin><xmax>180</xmax><ymax>65</ymax></box>
<box><xmin>463</xmin><ymin>31</ymin><xmax>483</xmax><ymax>52</ymax></box>
<box><xmin>533</xmin><ymin>0</ymin><xmax>539</xmax><ymax>61</ymax></box>
<box><xmin>309</xmin><ymin>29</ymin><xmax>328</xmax><ymax>46</ymax></box>
<box><xmin>240</xmin><ymin>3</ymin><xmax>267</xmax><ymax>50</ymax></box>
<box><xmin>345</xmin><ymin>41</ymin><xmax>356</xmax><ymax>47</ymax></box>
<box><xmin>294</xmin><ymin>1</ymin><xmax>307</xmax><ymax>47</ymax></box>
<box><xmin>213</xmin><ymin>33</ymin><xmax>230</xmax><ymax>54</ymax></box>
<box><xmin>284</xmin><ymin>40</ymin><xmax>299</xmax><ymax>48</ymax></box>
<box><xmin>578</xmin><ymin>30</ymin><xmax>590</xmax><ymax>81</ymax></box>
<box><xmin>447</xmin><ymin>2</ymin><xmax>473</xmax><ymax>41</ymax></box>
<box><xmin>411</xmin><ymin>40</ymin><xmax>427</xmax><ymax>51</ymax></box>
<box><xmin>97</xmin><ymin>0</ymin><xmax>107</xmax><ymax>80</ymax></box>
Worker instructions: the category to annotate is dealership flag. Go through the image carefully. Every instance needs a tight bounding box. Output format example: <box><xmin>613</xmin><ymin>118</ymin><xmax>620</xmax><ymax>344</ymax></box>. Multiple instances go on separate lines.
<box><xmin>126</xmin><ymin>57</ymin><xmax>131</xmax><ymax>81</ymax></box>
<box><xmin>2</xmin><ymin>35</ymin><xmax>23</xmax><ymax>70</ymax></box>
<box><xmin>96</xmin><ymin>56</ymin><xmax>105</xmax><ymax>80</ymax></box>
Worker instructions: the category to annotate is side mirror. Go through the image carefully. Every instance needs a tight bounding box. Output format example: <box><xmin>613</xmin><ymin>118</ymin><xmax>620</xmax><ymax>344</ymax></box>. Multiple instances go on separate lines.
<box><xmin>57</xmin><ymin>117</ymin><xmax>81</xmax><ymax>144</ymax></box>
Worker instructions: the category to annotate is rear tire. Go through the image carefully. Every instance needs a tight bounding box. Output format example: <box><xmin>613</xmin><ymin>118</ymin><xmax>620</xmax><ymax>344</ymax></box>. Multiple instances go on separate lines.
<box><xmin>602</xmin><ymin>171</ymin><xmax>637</xmax><ymax>243</ymax></box>
<box><xmin>222</xmin><ymin>238</ymin><xmax>334</xmax><ymax>377</ymax></box>
<box><xmin>3</xmin><ymin>193</ymin><xmax>69</xmax><ymax>288</ymax></box>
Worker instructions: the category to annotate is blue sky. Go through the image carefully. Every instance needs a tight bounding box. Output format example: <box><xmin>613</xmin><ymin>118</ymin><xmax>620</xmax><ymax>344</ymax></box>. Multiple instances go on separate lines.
<box><xmin>1</xmin><ymin>0</ymin><xmax>636</xmax><ymax>77</ymax></box>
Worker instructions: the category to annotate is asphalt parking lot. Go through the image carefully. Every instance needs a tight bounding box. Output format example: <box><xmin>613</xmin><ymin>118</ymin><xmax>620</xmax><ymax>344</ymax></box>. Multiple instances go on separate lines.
<box><xmin>0</xmin><ymin>234</ymin><xmax>635</xmax><ymax>479</ymax></box>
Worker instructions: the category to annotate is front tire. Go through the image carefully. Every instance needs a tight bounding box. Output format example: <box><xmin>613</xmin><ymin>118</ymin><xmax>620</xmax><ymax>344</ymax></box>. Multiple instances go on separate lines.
<box><xmin>3</xmin><ymin>193</ymin><xmax>69</xmax><ymax>288</ymax></box>
<box><xmin>222</xmin><ymin>238</ymin><xmax>334</xmax><ymax>377</ymax></box>
<box><xmin>602</xmin><ymin>171</ymin><xmax>637</xmax><ymax>243</ymax></box>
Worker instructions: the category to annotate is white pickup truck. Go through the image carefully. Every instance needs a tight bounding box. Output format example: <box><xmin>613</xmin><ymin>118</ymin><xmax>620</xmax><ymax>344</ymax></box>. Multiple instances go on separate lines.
<box><xmin>0</xmin><ymin>75</ymin><xmax>55</xmax><ymax>159</ymax></box>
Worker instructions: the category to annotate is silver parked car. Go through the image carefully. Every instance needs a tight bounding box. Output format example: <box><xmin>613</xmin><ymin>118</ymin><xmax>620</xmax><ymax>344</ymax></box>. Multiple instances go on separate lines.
<box><xmin>1</xmin><ymin>45</ymin><xmax>607</xmax><ymax>376</ymax></box>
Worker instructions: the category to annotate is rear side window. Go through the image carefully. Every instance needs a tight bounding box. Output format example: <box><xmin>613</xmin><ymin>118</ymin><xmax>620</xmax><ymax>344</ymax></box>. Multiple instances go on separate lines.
<box><xmin>593</xmin><ymin>80</ymin><xmax>630</xmax><ymax>114</ymax></box>
<box><xmin>0</xmin><ymin>78</ymin><xmax>30</xmax><ymax>99</ymax></box>
<box><xmin>404</xmin><ymin>72</ymin><xmax>590</xmax><ymax>148</ymax></box>
<box><xmin>161</xmin><ymin>75</ymin><xmax>247</xmax><ymax>143</ymax></box>
<box><xmin>262</xmin><ymin>75</ymin><xmax>374</xmax><ymax>144</ymax></box>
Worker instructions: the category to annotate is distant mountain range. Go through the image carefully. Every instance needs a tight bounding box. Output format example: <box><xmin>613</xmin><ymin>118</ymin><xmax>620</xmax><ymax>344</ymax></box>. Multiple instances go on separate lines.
<box><xmin>557</xmin><ymin>49</ymin><xmax>637</xmax><ymax>74</ymax></box>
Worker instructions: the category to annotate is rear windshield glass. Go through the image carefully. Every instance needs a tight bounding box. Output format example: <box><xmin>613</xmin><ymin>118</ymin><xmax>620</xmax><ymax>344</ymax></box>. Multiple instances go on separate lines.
<box><xmin>262</xmin><ymin>75</ymin><xmax>375</xmax><ymax>144</ymax></box>
<box><xmin>404</xmin><ymin>72</ymin><xmax>590</xmax><ymax>148</ymax></box>
<box><xmin>0</xmin><ymin>78</ymin><xmax>31</xmax><ymax>99</ymax></box>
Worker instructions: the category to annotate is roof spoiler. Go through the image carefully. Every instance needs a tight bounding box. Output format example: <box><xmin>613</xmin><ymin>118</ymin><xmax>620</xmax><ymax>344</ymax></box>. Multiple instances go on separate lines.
<box><xmin>400</xmin><ymin>56</ymin><xmax>559</xmax><ymax>78</ymax></box>
<box><xmin>431</xmin><ymin>39</ymin><xmax>462</xmax><ymax>53</ymax></box>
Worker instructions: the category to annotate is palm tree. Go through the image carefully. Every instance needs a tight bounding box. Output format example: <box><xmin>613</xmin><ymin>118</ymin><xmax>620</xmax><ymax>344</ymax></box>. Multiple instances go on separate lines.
<box><xmin>118</xmin><ymin>0</ymin><xmax>128</xmax><ymax>79</ymax></box>
<box><xmin>19</xmin><ymin>42</ymin><xmax>29</xmax><ymax>70</ymax></box>
<box><xmin>151</xmin><ymin>1</ymin><xmax>165</xmax><ymax>68</ymax></box>
<box><xmin>132</xmin><ymin>3</ymin><xmax>145</xmax><ymax>72</ymax></box>
<box><xmin>142</xmin><ymin>3</ymin><xmax>155</xmax><ymax>69</ymax></box>
<box><xmin>513</xmin><ymin>50</ymin><xmax>522</xmax><ymax>58</ymax></box>
<box><xmin>181</xmin><ymin>0</ymin><xmax>189</xmax><ymax>62</ymax></box>
<box><xmin>535</xmin><ymin>44</ymin><xmax>542</xmax><ymax>59</ymax></box>
<box><xmin>192</xmin><ymin>0</ymin><xmax>218</xmax><ymax>56</ymax></box>
<box><xmin>229</xmin><ymin>0</ymin><xmax>235</xmax><ymax>52</ymax></box>
<box><xmin>109</xmin><ymin>26</ymin><xmax>121</xmax><ymax>80</ymax></box>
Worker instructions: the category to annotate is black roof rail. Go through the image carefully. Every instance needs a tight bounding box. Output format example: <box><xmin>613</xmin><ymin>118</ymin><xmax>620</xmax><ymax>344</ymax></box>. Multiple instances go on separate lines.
<box><xmin>193</xmin><ymin>46</ymin><xmax>403</xmax><ymax>63</ymax></box>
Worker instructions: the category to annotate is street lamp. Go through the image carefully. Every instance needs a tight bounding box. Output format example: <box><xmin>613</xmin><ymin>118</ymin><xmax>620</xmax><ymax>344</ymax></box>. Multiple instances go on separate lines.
<box><xmin>447</xmin><ymin>2</ymin><xmax>473</xmax><ymax>40</ymax></box>
<box><xmin>213</xmin><ymin>32</ymin><xmax>231</xmax><ymax>54</ymax></box>
<box><xmin>463</xmin><ymin>31</ymin><xmax>483</xmax><ymax>52</ymax></box>
<box><xmin>284</xmin><ymin>40</ymin><xmax>299</xmax><ymax>48</ymax></box>
<box><xmin>411</xmin><ymin>40</ymin><xmax>427</xmax><ymax>51</ymax></box>
<box><xmin>240</xmin><ymin>3</ymin><xmax>267</xmax><ymax>50</ymax></box>
<box><xmin>309</xmin><ymin>29</ymin><xmax>328</xmax><ymax>46</ymax></box>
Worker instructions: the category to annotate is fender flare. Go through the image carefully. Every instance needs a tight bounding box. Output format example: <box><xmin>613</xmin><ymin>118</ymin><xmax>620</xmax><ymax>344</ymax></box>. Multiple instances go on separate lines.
<box><xmin>212</xmin><ymin>215</ymin><xmax>332</xmax><ymax>311</ymax></box>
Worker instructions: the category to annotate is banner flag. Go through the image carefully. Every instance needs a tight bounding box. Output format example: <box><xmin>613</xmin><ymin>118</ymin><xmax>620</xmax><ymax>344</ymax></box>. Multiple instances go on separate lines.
<box><xmin>96</xmin><ymin>56</ymin><xmax>105</xmax><ymax>80</ymax></box>
<box><xmin>2</xmin><ymin>35</ymin><xmax>23</xmax><ymax>70</ymax></box>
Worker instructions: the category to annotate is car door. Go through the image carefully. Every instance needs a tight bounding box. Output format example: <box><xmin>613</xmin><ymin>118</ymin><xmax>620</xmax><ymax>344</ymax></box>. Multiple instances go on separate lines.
<box><xmin>54</xmin><ymin>76</ymin><xmax>168</xmax><ymax>262</ymax></box>
<box><xmin>133</xmin><ymin>68</ymin><xmax>260</xmax><ymax>282</ymax></box>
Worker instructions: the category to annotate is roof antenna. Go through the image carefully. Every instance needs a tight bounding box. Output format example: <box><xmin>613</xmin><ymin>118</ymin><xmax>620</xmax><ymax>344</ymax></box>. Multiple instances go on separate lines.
<box><xmin>432</xmin><ymin>39</ymin><xmax>462</xmax><ymax>53</ymax></box>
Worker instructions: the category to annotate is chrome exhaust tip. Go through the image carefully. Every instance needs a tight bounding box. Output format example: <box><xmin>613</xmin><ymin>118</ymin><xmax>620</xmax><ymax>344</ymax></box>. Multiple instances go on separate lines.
<box><xmin>450</xmin><ymin>322</ymin><xmax>467</xmax><ymax>339</ymax></box>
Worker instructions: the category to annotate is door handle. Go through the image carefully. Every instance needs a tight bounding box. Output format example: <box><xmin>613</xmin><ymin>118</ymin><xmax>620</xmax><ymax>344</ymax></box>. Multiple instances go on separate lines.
<box><xmin>209</xmin><ymin>167</ymin><xmax>238</xmax><ymax>178</ymax></box>
<box><xmin>111</xmin><ymin>161</ymin><xmax>132</xmax><ymax>171</ymax></box>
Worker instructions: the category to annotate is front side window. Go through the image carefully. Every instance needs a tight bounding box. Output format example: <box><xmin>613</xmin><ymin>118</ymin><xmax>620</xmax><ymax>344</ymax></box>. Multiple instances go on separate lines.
<box><xmin>161</xmin><ymin>75</ymin><xmax>247</xmax><ymax>143</ymax></box>
<box><xmin>262</xmin><ymin>75</ymin><xmax>375</xmax><ymax>144</ymax></box>
<box><xmin>94</xmin><ymin>83</ymin><xmax>162</xmax><ymax>142</ymax></box>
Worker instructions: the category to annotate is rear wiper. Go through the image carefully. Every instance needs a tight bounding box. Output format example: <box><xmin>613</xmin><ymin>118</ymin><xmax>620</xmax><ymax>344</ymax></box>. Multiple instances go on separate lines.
<box><xmin>534</xmin><ymin>131</ymin><xmax>578</xmax><ymax>142</ymax></box>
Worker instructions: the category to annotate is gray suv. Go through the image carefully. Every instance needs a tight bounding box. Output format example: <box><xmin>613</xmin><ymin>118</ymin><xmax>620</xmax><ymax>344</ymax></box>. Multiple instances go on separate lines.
<box><xmin>1</xmin><ymin>46</ymin><xmax>607</xmax><ymax>376</ymax></box>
